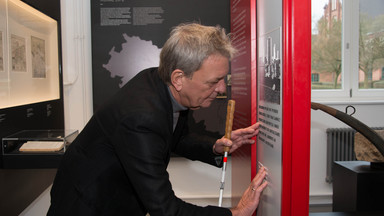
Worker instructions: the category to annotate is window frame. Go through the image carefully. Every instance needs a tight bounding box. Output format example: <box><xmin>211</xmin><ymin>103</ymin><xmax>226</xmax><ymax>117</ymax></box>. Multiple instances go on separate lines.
<box><xmin>311</xmin><ymin>0</ymin><xmax>384</xmax><ymax>103</ymax></box>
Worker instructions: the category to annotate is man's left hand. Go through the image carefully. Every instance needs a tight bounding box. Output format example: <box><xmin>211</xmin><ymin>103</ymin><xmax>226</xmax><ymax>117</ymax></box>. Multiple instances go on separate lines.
<box><xmin>213</xmin><ymin>122</ymin><xmax>260</xmax><ymax>155</ymax></box>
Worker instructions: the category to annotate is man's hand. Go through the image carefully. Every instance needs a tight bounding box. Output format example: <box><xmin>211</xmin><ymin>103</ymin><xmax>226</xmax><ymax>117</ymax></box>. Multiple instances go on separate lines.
<box><xmin>230</xmin><ymin>167</ymin><xmax>268</xmax><ymax>216</ymax></box>
<box><xmin>213</xmin><ymin>122</ymin><xmax>260</xmax><ymax>155</ymax></box>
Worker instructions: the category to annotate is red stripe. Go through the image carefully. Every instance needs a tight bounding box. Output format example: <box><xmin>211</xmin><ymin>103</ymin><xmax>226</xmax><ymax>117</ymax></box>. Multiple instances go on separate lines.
<box><xmin>223</xmin><ymin>157</ymin><xmax>228</xmax><ymax>163</ymax></box>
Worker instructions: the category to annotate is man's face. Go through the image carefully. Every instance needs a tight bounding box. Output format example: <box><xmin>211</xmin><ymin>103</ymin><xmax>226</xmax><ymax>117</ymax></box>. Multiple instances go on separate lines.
<box><xmin>179</xmin><ymin>54</ymin><xmax>229</xmax><ymax>109</ymax></box>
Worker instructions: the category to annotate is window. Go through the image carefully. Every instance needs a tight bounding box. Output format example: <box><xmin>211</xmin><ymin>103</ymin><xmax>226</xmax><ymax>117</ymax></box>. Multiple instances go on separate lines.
<box><xmin>311</xmin><ymin>0</ymin><xmax>384</xmax><ymax>102</ymax></box>
<box><xmin>311</xmin><ymin>0</ymin><xmax>343</xmax><ymax>91</ymax></box>
<box><xmin>332</xmin><ymin>0</ymin><xmax>337</xmax><ymax>10</ymax></box>
<box><xmin>381</xmin><ymin>67</ymin><xmax>384</xmax><ymax>80</ymax></box>
<box><xmin>312</xmin><ymin>73</ymin><xmax>320</xmax><ymax>82</ymax></box>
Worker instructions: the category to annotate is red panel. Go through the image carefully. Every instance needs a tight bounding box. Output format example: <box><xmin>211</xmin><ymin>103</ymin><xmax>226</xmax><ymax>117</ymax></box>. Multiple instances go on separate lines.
<box><xmin>230</xmin><ymin>0</ymin><xmax>257</xmax><ymax>207</ymax></box>
<box><xmin>250</xmin><ymin>0</ymin><xmax>257</xmax><ymax>180</ymax></box>
<box><xmin>282</xmin><ymin>0</ymin><xmax>311</xmax><ymax>216</ymax></box>
<box><xmin>282</xmin><ymin>0</ymin><xmax>293</xmax><ymax>213</ymax></box>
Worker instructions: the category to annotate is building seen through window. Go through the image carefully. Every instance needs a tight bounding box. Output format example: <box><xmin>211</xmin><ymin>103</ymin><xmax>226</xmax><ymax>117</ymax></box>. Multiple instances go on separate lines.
<box><xmin>311</xmin><ymin>0</ymin><xmax>384</xmax><ymax>97</ymax></box>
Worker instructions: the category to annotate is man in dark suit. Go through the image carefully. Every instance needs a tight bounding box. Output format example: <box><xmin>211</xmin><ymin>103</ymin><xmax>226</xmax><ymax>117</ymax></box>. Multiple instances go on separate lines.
<box><xmin>48</xmin><ymin>23</ymin><xmax>267</xmax><ymax>216</ymax></box>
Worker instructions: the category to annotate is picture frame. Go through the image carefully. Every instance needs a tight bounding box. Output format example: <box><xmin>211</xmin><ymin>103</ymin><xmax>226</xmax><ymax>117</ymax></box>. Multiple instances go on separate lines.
<box><xmin>31</xmin><ymin>35</ymin><xmax>46</xmax><ymax>78</ymax></box>
<box><xmin>0</xmin><ymin>31</ymin><xmax>3</xmax><ymax>72</ymax></box>
<box><xmin>11</xmin><ymin>34</ymin><xmax>26</xmax><ymax>72</ymax></box>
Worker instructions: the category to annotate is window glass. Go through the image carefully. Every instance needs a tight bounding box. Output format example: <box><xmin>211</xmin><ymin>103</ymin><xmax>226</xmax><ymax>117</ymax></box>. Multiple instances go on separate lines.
<box><xmin>311</xmin><ymin>0</ymin><xmax>343</xmax><ymax>90</ymax></box>
<box><xmin>358</xmin><ymin>0</ymin><xmax>384</xmax><ymax>89</ymax></box>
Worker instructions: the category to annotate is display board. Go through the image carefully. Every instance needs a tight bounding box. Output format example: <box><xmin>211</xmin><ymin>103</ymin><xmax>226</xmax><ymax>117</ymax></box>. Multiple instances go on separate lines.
<box><xmin>256</xmin><ymin>0</ymin><xmax>283</xmax><ymax>215</ymax></box>
<box><xmin>230</xmin><ymin>0</ymin><xmax>311</xmax><ymax>215</ymax></box>
<box><xmin>90</xmin><ymin>0</ymin><xmax>233</xmax><ymax>143</ymax></box>
<box><xmin>91</xmin><ymin>0</ymin><xmax>230</xmax><ymax>111</ymax></box>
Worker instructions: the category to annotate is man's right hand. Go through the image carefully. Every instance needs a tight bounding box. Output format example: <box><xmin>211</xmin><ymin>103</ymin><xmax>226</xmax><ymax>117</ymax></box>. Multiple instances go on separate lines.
<box><xmin>230</xmin><ymin>167</ymin><xmax>268</xmax><ymax>216</ymax></box>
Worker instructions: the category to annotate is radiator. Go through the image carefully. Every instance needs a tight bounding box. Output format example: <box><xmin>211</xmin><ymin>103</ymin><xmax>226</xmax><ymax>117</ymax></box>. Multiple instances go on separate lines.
<box><xmin>325</xmin><ymin>127</ymin><xmax>384</xmax><ymax>183</ymax></box>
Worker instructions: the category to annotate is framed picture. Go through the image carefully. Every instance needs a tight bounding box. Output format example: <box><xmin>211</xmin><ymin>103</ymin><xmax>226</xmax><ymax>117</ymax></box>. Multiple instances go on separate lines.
<box><xmin>0</xmin><ymin>30</ymin><xmax>3</xmax><ymax>72</ymax></box>
<box><xmin>11</xmin><ymin>34</ymin><xmax>26</xmax><ymax>72</ymax></box>
<box><xmin>31</xmin><ymin>36</ymin><xmax>46</xmax><ymax>78</ymax></box>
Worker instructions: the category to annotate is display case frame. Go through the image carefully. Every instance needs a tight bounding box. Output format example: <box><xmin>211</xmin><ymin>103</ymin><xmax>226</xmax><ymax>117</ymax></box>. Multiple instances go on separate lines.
<box><xmin>2</xmin><ymin>129</ymin><xmax>78</xmax><ymax>168</ymax></box>
<box><xmin>0</xmin><ymin>0</ymin><xmax>60</xmax><ymax>109</ymax></box>
<box><xmin>0</xmin><ymin>1</ymin><xmax>63</xmax><ymax>215</ymax></box>
<box><xmin>0</xmin><ymin>0</ymin><xmax>64</xmax><ymax>169</ymax></box>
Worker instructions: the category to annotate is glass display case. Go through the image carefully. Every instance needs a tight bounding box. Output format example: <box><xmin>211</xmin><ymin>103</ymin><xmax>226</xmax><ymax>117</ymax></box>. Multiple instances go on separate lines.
<box><xmin>2</xmin><ymin>129</ymin><xmax>78</xmax><ymax>168</ymax></box>
<box><xmin>0</xmin><ymin>0</ymin><xmax>60</xmax><ymax>109</ymax></box>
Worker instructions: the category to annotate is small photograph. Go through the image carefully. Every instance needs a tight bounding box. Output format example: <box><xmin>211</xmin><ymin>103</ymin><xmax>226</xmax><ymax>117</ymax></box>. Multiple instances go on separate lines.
<box><xmin>0</xmin><ymin>31</ymin><xmax>3</xmax><ymax>71</ymax></box>
<box><xmin>11</xmin><ymin>34</ymin><xmax>26</xmax><ymax>72</ymax></box>
<box><xmin>31</xmin><ymin>36</ymin><xmax>46</xmax><ymax>78</ymax></box>
<box><xmin>258</xmin><ymin>29</ymin><xmax>282</xmax><ymax>105</ymax></box>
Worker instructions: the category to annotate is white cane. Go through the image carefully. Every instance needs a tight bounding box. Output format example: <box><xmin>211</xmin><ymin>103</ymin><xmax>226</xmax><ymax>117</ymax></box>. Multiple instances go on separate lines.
<box><xmin>218</xmin><ymin>100</ymin><xmax>235</xmax><ymax>207</ymax></box>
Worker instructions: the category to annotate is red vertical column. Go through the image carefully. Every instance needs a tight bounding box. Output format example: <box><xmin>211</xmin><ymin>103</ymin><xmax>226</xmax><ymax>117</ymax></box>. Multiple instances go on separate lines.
<box><xmin>231</xmin><ymin>0</ymin><xmax>311</xmax><ymax>215</ymax></box>
<box><xmin>281</xmin><ymin>0</ymin><xmax>311</xmax><ymax>215</ymax></box>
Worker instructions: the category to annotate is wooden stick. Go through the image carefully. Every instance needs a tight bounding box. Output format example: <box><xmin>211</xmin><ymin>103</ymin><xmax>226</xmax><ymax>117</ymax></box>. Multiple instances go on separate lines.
<box><xmin>219</xmin><ymin>100</ymin><xmax>235</xmax><ymax>207</ymax></box>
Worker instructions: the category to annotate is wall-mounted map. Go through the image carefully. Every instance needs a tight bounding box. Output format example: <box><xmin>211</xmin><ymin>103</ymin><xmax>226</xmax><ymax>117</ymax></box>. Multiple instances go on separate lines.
<box><xmin>91</xmin><ymin>0</ymin><xmax>230</xmax><ymax>110</ymax></box>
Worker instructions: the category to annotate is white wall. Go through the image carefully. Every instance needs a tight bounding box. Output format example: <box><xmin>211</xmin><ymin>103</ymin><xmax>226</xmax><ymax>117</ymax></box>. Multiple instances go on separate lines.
<box><xmin>61</xmin><ymin>0</ymin><xmax>93</xmax><ymax>131</ymax></box>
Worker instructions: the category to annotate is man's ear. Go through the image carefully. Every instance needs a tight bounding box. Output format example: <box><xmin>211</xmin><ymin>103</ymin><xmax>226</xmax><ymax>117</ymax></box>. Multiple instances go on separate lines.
<box><xmin>170</xmin><ymin>69</ymin><xmax>184</xmax><ymax>91</ymax></box>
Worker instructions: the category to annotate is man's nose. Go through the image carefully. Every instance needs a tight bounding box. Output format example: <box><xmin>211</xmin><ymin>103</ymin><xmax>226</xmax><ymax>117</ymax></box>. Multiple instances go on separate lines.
<box><xmin>215</xmin><ymin>79</ymin><xmax>227</xmax><ymax>93</ymax></box>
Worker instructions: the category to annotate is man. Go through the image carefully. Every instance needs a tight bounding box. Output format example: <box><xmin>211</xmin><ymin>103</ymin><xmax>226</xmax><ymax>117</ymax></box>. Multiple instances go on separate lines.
<box><xmin>48</xmin><ymin>23</ymin><xmax>267</xmax><ymax>216</ymax></box>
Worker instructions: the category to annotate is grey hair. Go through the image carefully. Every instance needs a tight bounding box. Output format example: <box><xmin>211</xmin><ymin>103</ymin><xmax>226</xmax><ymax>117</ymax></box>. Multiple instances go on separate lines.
<box><xmin>158</xmin><ymin>23</ymin><xmax>237</xmax><ymax>84</ymax></box>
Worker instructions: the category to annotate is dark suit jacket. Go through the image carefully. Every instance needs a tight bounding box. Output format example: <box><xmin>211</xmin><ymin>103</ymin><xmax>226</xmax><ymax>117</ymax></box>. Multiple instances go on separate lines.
<box><xmin>48</xmin><ymin>68</ymin><xmax>231</xmax><ymax>216</ymax></box>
